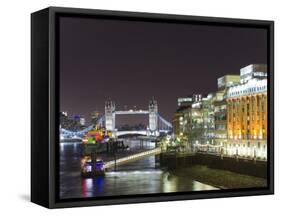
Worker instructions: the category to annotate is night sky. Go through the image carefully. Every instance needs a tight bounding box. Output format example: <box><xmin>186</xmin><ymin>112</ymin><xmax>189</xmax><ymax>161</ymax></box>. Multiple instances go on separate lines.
<box><xmin>59</xmin><ymin>16</ymin><xmax>267</xmax><ymax>125</ymax></box>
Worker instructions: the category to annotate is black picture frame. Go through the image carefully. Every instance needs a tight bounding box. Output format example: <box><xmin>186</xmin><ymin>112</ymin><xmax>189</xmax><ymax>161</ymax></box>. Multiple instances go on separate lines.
<box><xmin>31</xmin><ymin>6</ymin><xmax>274</xmax><ymax>209</ymax></box>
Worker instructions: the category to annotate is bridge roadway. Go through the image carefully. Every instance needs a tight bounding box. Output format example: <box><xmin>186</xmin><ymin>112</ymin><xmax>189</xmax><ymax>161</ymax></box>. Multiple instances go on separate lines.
<box><xmin>115</xmin><ymin>110</ymin><xmax>149</xmax><ymax>115</ymax></box>
<box><xmin>103</xmin><ymin>147</ymin><xmax>162</xmax><ymax>169</ymax></box>
<box><xmin>115</xmin><ymin>130</ymin><xmax>148</xmax><ymax>137</ymax></box>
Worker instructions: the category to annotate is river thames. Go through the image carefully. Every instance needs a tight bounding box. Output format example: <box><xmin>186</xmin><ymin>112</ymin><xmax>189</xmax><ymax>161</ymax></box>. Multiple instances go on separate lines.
<box><xmin>59</xmin><ymin>139</ymin><xmax>217</xmax><ymax>199</ymax></box>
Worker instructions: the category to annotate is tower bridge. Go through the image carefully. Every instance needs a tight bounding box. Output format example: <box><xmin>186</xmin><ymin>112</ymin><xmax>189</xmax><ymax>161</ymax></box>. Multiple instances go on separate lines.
<box><xmin>104</xmin><ymin>99</ymin><xmax>171</xmax><ymax>137</ymax></box>
<box><xmin>60</xmin><ymin>99</ymin><xmax>172</xmax><ymax>140</ymax></box>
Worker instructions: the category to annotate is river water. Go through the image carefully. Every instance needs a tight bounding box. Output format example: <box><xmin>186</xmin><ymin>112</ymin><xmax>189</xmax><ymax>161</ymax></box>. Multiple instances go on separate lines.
<box><xmin>59</xmin><ymin>139</ymin><xmax>217</xmax><ymax>199</ymax></box>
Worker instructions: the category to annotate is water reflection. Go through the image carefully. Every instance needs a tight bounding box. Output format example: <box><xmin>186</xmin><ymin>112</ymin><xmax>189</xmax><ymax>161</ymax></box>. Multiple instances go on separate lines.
<box><xmin>60</xmin><ymin>141</ymin><xmax>217</xmax><ymax>199</ymax></box>
<box><xmin>81</xmin><ymin>176</ymin><xmax>105</xmax><ymax>197</ymax></box>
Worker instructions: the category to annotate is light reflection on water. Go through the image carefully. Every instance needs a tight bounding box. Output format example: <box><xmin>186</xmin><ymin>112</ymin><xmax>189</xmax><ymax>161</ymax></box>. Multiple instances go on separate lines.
<box><xmin>192</xmin><ymin>181</ymin><xmax>218</xmax><ymax>191</ymax></box>
<box><xmin>60</xmin><ymin>141</ymin><xmax>218</xmax><ymax>199</ymax></box>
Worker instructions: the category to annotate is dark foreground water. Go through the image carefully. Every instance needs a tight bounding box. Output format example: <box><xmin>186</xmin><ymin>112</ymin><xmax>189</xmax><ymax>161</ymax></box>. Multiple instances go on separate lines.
<box><xmin>60</xmin><ymin>140</ymin><xmax>217</xmax><ymax>199</ymax></box>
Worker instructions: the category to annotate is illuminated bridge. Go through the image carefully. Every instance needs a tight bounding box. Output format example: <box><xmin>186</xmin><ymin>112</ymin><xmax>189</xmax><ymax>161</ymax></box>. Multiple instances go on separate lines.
<box><xmin>115</xmin><ymin>130</ymin><xmax>149</xmax><ymax>137</ymax></box>
<box><xmin>103</xmin><ymin>99</ymin><xmax>172</xmax><ymax>137</ymax></box>
<box><xmin>60</xmin><ymin>99</ymin><xmax>172</xmax><ymax>140</ymax></box>
<box><xmin>60</xmin><ymin>125</ymin><xmax>94</xmax><ymax>140</ymax></box>
<box><xmin>103</xmin><ymin>147</ymin><xmax>162</xmax><ymax>169</ymax></box>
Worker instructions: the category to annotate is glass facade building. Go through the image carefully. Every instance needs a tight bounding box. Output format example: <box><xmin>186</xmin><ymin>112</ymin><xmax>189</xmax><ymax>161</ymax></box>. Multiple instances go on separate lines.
<box><xmin>173</xmin><ymin>64</ymin><xmax>267</xmax><ymax>161</ymax></box>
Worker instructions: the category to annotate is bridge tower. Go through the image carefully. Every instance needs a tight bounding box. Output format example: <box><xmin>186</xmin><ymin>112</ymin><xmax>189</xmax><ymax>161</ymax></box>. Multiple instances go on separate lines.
<box><xmin>149</xmin><ymin>99</ymin><xmax>158</xmax><ymax>135</ymax></box>
<box><xmin>105</xmin><ymin>100</ymin><xmax>115</xmax><ymax>131</ymax></box>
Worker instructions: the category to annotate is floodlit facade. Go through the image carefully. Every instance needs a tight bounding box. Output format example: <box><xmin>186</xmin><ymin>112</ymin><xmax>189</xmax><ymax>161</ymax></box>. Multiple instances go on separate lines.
<box><xmin>177</xmin><ymin>97</ymin><xmax>193</xmax><ymax>107</ymax></box>
<box><xmin>214</xmin><ymin>75</ymin><xmax>240</xmax><ymax>149</ymax></box>
<box><xmin>201</xmin><ymin>93</ymin><xmax>215</xmax><ymax>146</ymax></box>
<box><xmin>173</xmin><ymin>94</ymin><xmax>215</xmax><ymax>147</ymax></box>
<box><xmin>105</xmin><ymin>100</ymin><xmax>116</xmax><ymax>131</ymax></box>
<box><xmin>173</xmin><ymin>96</ymin><xmax>193</xmax><ymax>137</ymax></box>
<box><xmin>172</xmin><ymin>107</ymin><xmax>185</xmax><ymax>137</ymax></box>
<box><xmin>183</xmin><ymin>103</ymin><xmax>205</xmax><ymax>147</ymax></box>
<box><xmin>173</xmin><ymin>64</ymin><xmax>267</xmax><ymax>160</ymax></box>
<box><xmin>149</xmin><ymin>99</ymin><xmax>158</xmax><ymax>133</ymax></box>
<box><xmin>226</xmin><ymin>64</ymin><xmax>267</xmax><ymax>160</ymax></box>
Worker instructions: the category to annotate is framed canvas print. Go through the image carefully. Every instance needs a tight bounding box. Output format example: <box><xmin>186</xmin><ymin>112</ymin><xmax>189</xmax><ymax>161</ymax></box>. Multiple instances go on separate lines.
<box><xmin>31</xmin><ymin>7</ymin><xmax>274</xmax><ymax>208</ymax></box>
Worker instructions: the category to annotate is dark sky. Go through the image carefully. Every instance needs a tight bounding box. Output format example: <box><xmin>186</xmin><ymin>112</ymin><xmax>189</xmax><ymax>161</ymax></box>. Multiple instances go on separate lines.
<box><xmin>59</xmin><ymin>16</ymin><xmax>267</xmax><ymax>125</ymax></box>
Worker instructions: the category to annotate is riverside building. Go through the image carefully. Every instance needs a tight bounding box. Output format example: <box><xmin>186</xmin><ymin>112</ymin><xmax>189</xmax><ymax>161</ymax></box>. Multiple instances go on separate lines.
<box><xmin>214</xmin><ymin>75</ymin><xmax>240</xmax><ymax>150</ymax></box>
<box><xmin>225</xmin><ymin>64</ymin><xmax>267</xmax><ymax>160</ymax></box>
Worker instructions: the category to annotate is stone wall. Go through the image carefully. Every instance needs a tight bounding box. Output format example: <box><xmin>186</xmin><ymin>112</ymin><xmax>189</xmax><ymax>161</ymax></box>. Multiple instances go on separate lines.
<box><xmin>159</xmin><ymin>153</ymin><xmax>267</xmax><ymax>179</ymax></box>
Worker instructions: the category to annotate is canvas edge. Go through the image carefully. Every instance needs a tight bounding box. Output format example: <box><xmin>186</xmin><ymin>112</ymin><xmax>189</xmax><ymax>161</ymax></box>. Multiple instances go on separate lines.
<box><xmin>30</xmin><ymin>6</ymin><xmax>274</xmax><ymax>209</ymax></box>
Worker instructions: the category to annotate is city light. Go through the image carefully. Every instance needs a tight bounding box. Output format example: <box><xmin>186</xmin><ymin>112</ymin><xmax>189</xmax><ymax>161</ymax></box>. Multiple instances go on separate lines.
<box><xmin>59</xmin><ymin>64</ymin><xmax>268</xmax><ymax>200</ymax></box>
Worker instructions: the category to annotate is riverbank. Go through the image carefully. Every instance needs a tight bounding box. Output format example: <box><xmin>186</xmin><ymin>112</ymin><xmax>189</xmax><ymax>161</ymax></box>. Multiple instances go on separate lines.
<box><xmin>160</xmin><ymin>153</ymin><xmax>267</xmax><ymax>179</ymax></box>
<box><xmin>171</xmin><ymin>165</ymin><xmax>267</xmax><ymax>189</ymax></box>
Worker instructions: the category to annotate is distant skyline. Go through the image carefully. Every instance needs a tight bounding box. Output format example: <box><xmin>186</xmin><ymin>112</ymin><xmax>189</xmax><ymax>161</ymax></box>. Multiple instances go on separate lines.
<box><xmin>59</xmin><ymin>16</ymin><xmax>267</xmax><ymax>124</ymax></box>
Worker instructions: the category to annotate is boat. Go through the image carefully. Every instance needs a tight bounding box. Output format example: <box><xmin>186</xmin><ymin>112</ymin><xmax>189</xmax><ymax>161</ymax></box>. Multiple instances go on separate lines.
<box><xmin>80</xmin><ymin>155</ymin><xmax>105</xmax><ymax>177</ymax></box>
<box><xmin>82</xmin><ymin>126</ymin><xmax>112</xmax><ymax>144</ymax></box>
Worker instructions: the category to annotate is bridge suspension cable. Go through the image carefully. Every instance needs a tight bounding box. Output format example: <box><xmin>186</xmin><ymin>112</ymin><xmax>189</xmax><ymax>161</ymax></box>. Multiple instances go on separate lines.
<box><xmin>157</xmin><ymin>114</ymin><xmax>173</xmax><ymax>129</ymax></box>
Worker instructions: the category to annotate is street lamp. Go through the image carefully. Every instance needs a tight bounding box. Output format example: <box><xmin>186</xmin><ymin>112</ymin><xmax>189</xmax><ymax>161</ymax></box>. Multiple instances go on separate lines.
<box><xmin>220</xmin><ymin>142</ymin><xmax>224</xmax><ymax>159</ymax></box>
<box><xmin>253</xmin><ymin>145</ymin><xmax>257</xmax><ymax>164</ymax></box>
